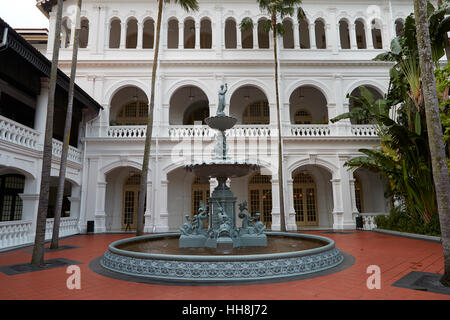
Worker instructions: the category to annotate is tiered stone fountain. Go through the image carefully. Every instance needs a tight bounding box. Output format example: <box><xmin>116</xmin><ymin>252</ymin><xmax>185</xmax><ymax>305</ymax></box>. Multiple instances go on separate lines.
<box><xmin>100</xmin><ymin>84</ymin><xmax>344</xmax><ymax>283</ymax></box>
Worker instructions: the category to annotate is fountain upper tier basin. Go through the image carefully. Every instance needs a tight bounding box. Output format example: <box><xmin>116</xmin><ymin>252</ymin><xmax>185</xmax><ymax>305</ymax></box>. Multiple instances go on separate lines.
<box><xmin>100</xmin><ymin>232</ymin><xmax>344</xmax><ymax>283</ymax></box>
<box><xmin>185</xmin><ymin>160</ymin><xmax>260</xmax><ymax>178</ymax></box>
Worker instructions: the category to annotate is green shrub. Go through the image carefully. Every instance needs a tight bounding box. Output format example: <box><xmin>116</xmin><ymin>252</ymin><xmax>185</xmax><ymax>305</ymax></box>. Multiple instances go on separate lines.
<box><xmin>375</xmin><ymin>207</ymin><xmax>441</xmax><ymax>237</ymax></box>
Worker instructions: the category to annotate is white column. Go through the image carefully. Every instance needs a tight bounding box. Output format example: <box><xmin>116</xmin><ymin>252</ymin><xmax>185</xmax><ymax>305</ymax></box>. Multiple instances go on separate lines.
<box><xmin>95</xmin><ymin>5</ymin><xmax>106</xmax><ymax>54</ymax></box>
<box><xmin>156</xmin><ymin>177</ymin><xmax>169</xmax><ymax>232</ymax></box>
<box><xmin>68</xmin><ymin>185</ymin><xmax>82</xmax><ymax>220</ymax></box>
<box><xmin>331</xmin><ymin>156</ymin><xmax>356</xmax><ymax>230</ymax></box>
<box><xmin>120</xmin><ymin>22</ymin><xmax>126</xmax><ymax>49</ymax></box>
<box><xmin>286</xmin><ymin>179</ymin><xmax>297</xmax><ymax>230</ymax></box>
<box><xmin>349</xmin><ymin>177</ymin><xmax>359</xmax><ymax>216</ymax></box>
<box><xmin>144</xmin><ymin>181</ymin><xmax>153</xmax><ymax>232</ymax></box>
<box><xmin>309</xmin><ymin>23</ymin><xmax>316</xmax><ymax>49</ymax></box>
<box><xmin>104</xmin><ymin>22</ymin><xmax>110</xmax><ymax>49</ymax></box>
<box><xmin>366</xmin><ymin>24</ymin><xmax>374</xmax><ymax>49</ymax></box>
<box><xmin>94</xmin><ymin>175</ymin><xmax>107</xmax><ymax>233</ymax></box>
<box><xmin>253</xmin><ymin>22</ymin><xmax>258</xmax><ymax>49</ymax></box>
<box><xmin>35</xmin><ymin>78</ymin><xmax>49</xmax><ymax>147</ymax></box>
<box><xmin>47</xmin><ymin>11</ymin><xmax>57</xmax><ymax>54</ymax></box>
<box><xmin>293</xmin><ymin>21</ymin><xmax>300</xmax><ymax>49</ymax></box>
<box><xmin>137</xmin><ymin>22</ymin><xmax>143</xmax><ymax>49</ymax></box>
<box><xmin>178</xmin><ymin>22</ymin><xmax>184</xmax><ymax>49</ymax></box>
<box><xmin>237</xmin><ymin>26</ymin><xmax>242</xmax><ymax>49</ymax></box>
<box><xmin>69</xmin><ymin>22</ymin><xmax>76</xmax><ymax>48</ymax></box>
<box><xmin>350</xmin><ymin>23</ymin><xmax>357</xmax><ymax>49</ymax></box>
<box><xmin>331</xmin><ymin>177</ymin><xmax>344</xmax><ymax>230</ymax></box>
<box><xmin>270</xmin><ymin>177</ymin><xmax>281</xmax><ymax>230</ymax></box>
<box><xmin>195</xmin><ymin>22</ymin><xmax>200</xmax><ymax>49</ymax></box>
<box><xmin>328</xmin><ymin>8</ymin><xmax>338</xmax><ymax>53</ymax></box>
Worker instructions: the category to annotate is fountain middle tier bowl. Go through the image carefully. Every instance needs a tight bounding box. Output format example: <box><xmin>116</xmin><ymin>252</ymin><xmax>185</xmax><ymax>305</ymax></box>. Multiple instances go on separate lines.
<box><xmin>205</xmin><ymin>115</ymin><xmax>237</xmax><ymax>131</ymax></box>
<box><xmin>185</xmin><ymin>160</ymin><xmax>260</xmax><ymax>178</ymax></box>
<box><xmin>100</xmin><ymin>232</ymin><xmax>344</xmax><ymax>283</ymax></box>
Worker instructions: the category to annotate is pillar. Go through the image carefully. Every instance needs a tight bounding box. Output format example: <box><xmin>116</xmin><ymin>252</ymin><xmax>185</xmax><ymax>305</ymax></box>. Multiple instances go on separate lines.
<box><xmin>94</xmin><ymin>175</ymin><xmax>107</xmax><ymax>233</ymax></box>
<box><xmin>366</xmin><ymin>24</ymin><xmax>374</xmax><ymax>49</ymax></box>
<box><xmin>270</xmin><ymin>177</ymin><xmax>281</xmax><ymax>230</ymax></box>
<box><xmin>195</xmin><ymin>22</ymin><xmax>200</xmax><ymax>49</ymax></box>
<box><xmin>237</xmin><ymin>24</ymin><xmax>242</xmax><ymax>49</ymax></box>
<box><xmin>137</xmin><ymin>22</ymin><xmax>143</xmax><ymax>49</ymax></box>
<box><xmin>253</xmin><ymin>22</ymin><xmax>258</xmax><ymax>49</ymax></box>
<box><xmin>155</xmin><ymin>176</ymin><xmax>169</xmax><ymax>232</ymax></box>
<box><xmin>144</xmin><ymin>181</ymin><xmax>153</xmax><ymax>232</ymax></box>
<box><xmin>350</xmin><ymin>22</ymin><xmax>357</xmax><ymax>49</ymax></box>
<box><xmin>309</xmin><ymin>23</ymin><xmax>316</xmax><ymax>49</ymax></box>
<box><xmin>120</xmin><ymin>21</ymin><xmax>126</xmax><ymax>49</ymax></box>
<box><xmin>286</xmin><ymin>178</ymin><xmax>297</xmax><ymax>231</ymax></box>
<box><xmin>178</xmin><ymin>22</ymin><xmax>184</xmax><ymax>48</ymax></box>
<box><xmin>293</xmin><ymin>21</ymin><xmax>300</xmax><ymax>49</ymax></box>
<box><xmin>35</xmin><ymin>78</ymin><xmax>49</xmax><ymax>147</ymax></box>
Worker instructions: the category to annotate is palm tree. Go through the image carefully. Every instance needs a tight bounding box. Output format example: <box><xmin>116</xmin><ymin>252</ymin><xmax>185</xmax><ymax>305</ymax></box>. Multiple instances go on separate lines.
<box><xmin>31</xmin><ymin>0</ymin><xmax>64</xmax><ymax>266</ymax></box>
<box><xmin>414</xmin><ymin>0</ymin><xmax>450</xmax><ymax>286</ymax></box>
<box><xmin>50</xmin><ymin>0</ymin><xmax>82</xmax><ymax>250</ymax></box>
<box><xmin>136</xmin><ymin>0</ymin><xmax>199</xmax><ymax>236</ymax></box>
<box><xmin>240</xmin><ymin>0</ymin><xmax>305</xmax><ymax>232</ymax></box>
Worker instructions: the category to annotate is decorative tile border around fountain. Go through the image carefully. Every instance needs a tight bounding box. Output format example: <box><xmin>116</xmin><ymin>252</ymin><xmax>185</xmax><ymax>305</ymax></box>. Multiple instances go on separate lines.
<box><xmin>100</xmin><ymin>232</ymin><xmax>344</xmax><ymax>283</ymax></box>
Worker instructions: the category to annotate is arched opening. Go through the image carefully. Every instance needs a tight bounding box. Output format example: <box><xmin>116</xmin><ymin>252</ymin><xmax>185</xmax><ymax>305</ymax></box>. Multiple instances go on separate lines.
<box><xmin>109</xmin><ymin>18</ymin><xmax>121</xmax><ymax>48</ymax></box>
<box><xmin>355</xmin><ymin>19</ymin><xmax>366</xmax><ymax>49</ymax></box>
<box><xmin>241</xmin><ymin>17</ymin><xmax>253</xmax><ymax>49</ymax></box>
<box><xmin>353</xmin><ymin>167</ymin><xmax>389</xmax><ymax>214</ymax></box>
<box><xmin>167</xmin><ymin>167</ymin><xmax>196</xmax><ymax>230</ymax></box>
<box><xmin>109</xmin><ymin>86</ymin><xmax>149</xmax><ymax>126</ymax></box>
<box><xmin>230</xmin><ymin>86</ymin><xmax>269</xmax><ymax>124</ymax></box>
<box><xmin>104</xmin><ymin>167</ymin><xmax>146</xmax><ymax>232</ymax></box>
<box><xmin>371</xmin><ymin>19</ymin><xmax>383</xmax><ymax>49</ymax></box>
<box><xmin>258</xmin><ymin>18</ymin><xmax>270</xmax><ymax>49</ymax></box>
<box><xmin>354</xmin><ymin>173</ymin><xmax>364</xmax><ymax>213</ymax></box>
<box><xmin>184</xmin><ymin>18</ymin><xmax>195</xmax><ymax>48</ymax></box>
<box><xmin>289</xmin><ymin>86</ymin><xmax>328</xmax><ymax>124</ymax></box>
<box><xmin>348</xmin><ymin>86</ymin><xmax>384</xmax><ymax>124</ymax></box>
<box><xmin>225</xmin><ymin>18</ymin><xmax>237</xmax><ymax>48</ymax></box>
<box><xmin>191</xmin><ymin>176</ymin><xmax>210</xmax><ymax>219</ymax></box>
<box><xmin>283</xmin><ymin>19</ymin><xmax>294</xmax><ymax>49</ymax></box>
<box><xmin>248</xmin><ymin>172</ymin><xmax>272</xmax><ymax>228</ymax></box>
<box><xmin>126</xmin><ymin>18</ymin><xmax>138</xmax><ymax>48</ymax></box>
<box><xmin>143</xmin><ymin>18</ymin><xmax>155</xmax><ymax>48</ymax></box>
<box><xmin>79</xmin><ymin>18</ymin><xmax>89</xmax><ymax>48</ymax></box>
<box><xmin>47</xmin><ymin>177</ymin><xmax>72</xmax><ymax>219</ymax></box>
<box><xmin>167</xmin><ymin>18</ymin><xmax>179</xmax><ymax>49</ymax></box>
<box><xmin>183</xmin><ymin>101</ymin><xmax>209</xmax><ymax>125</ymax></box>
<box><xmin>293</xmin><ymin>170</ymin><xmax>317</xmax><ymax>227</ymax></box>
<box><xmin>395</xmin><ymin>18</ymin><xmax>404</xmax><ymax>37</ymax></box>
<box><xmin>299</xmin><ymin>18</ymin><xmax>310</xmax><ymax>48</ymax></box>
<box><xmin>62</xmin><ymin>18</ymin><xmax>71</xmax><ymax>48</ymax></box>
<box><xmin>169</xmin><ymin>86</ymin><xmax>209</xmax><ymax>125</ymax></box>
<box><xmin>200</xmin><ymin>18</ymin><xmax>212</xmax><ymax>49</ymax></box>
<box><xmin>315</xmin><ymin>19</ymin><xmax>326</xmax><ymax>49</ymax></box>
<box><xmin>291</xmin><ymin>165</ymin><xmax>333</xmax><ymax>229</ymax></box>
<box><xmin>0</xmin><ymin>174</ymin><xmax>25</xmax><ymax>221</ymax></box>
<box><xmin>339</xmin><ymin>19</ymin><xmax>350</xmax><ymax>49</ymax></box>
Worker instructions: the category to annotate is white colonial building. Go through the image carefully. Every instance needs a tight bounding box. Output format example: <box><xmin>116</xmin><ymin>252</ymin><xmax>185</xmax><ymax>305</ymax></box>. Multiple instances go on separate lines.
<box><xmin>0</xmin><ymin>0</ymin><xmax>416</xmax><ymax>249</ymax></box>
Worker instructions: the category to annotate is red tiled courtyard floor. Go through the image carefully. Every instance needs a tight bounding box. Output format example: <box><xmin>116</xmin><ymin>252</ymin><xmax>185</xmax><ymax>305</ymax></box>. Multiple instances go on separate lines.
<box><xmin>0</xmin><ymin>231</ymin><xmax>449</xmax><ymax>300</ymax></box>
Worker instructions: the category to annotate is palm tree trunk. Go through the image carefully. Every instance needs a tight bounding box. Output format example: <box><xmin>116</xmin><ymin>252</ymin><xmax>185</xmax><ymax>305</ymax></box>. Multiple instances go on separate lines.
<box><xmin>136</xmin><ymin>0</ymin><xmax>163</xmax><ymax>236</ymax></box>
<box><xmin>272</xmin><ymin>15</ymin><xmax>287</xmax><ymax>232</ymax></box>
<box><xmin>414</xmin><ymin>0</ymin><xmax>450</xmax><ymax>287</ymax></box>
<box><xmin>50</xmin><ymin>0</ymin><xmax>82</xmax><ymax>249</ymax></box>
<box><xmin>31</xmin><ymin>0</ymin><xmax>64</xmax><ymax>266</ymax></box>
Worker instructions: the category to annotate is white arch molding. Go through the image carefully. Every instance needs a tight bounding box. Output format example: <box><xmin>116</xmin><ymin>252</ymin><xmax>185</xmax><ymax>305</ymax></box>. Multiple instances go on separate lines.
<box><xmin>166</xmin><ymin>79</ymin><xmax>214</xmax><ymax>105</ymax></box>
<box><xmin>103</xmin><ymin>79</ymin><xmax>150</xmax><ymax>106</ymax></box>
<box><xmin>100</xmin><ymin>159</ymin><xmax>150</xmax><ymax>177</ymax></box>
<box><xmin>287</xmin><ymin>157</ymin><xmax>339</xmax><ymax>178</ymax></box>
<box><xmin>344</xmin><ymin>79</ymin><xmax>387</xmax><ymax>98</ymax></box>
<box><xmin>284</xmin><ymin>79</ymin><xmax>333</xmax><ymax>105</ymax></box>
<box><xmin>226</xmin><ymin>79</ymin><xmax>274</xmax><ymax>106</ymax></box>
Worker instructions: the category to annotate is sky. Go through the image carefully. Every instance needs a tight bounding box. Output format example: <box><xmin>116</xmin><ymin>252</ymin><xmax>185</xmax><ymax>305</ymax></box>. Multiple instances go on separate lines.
<box><xmin>0</xmin><ymin>0</ymin><xmax>49</xmax><ymax>28</ymax></box>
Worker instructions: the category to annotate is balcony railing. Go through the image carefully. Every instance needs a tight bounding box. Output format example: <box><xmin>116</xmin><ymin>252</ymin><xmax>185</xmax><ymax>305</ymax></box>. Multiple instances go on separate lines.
<box><xmin>0</xmin><ymin>220</ymin><xmax>32</xmax><ymax>249</ymax></box>
<box><xmin>99</xmin><ymin>124</ymin><xmax>380</xmax><ymax>139</ymax></box>
<box><xmin>52</xmin><ymin>139</ymin><xmax>82</xmax><ymax>163</ymax></box>
<box><xmin>0</xmin><ymin>115</ymin><xmax>40</xmax><ymax>150</ymax></box>
<box><xmin>45</xmin><ymin>217</ymin><xmax>79</xmax><ymax>240</ymax></box>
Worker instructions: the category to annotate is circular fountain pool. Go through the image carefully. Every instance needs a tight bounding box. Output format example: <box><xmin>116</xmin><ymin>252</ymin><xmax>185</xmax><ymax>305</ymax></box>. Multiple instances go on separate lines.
<box><xmin>100</xmin><ymin>232</ymin><xmax>344</xmax><ymax>283</ymax></box>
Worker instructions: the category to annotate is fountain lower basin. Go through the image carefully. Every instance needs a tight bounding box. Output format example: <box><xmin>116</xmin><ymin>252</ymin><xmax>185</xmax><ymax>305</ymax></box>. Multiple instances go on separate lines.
<box><xmin>100</xmin><ymin>232</ymin><xmax>344</xmax><ymax>283</ymax></box>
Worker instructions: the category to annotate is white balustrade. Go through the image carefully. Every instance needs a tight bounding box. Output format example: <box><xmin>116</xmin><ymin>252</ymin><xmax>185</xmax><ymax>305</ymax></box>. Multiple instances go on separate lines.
<box><xmin>45</xmin><ymin>217</ymin><xmax>79</xmax><ymax>240</ymax></box>
<box><xmin>169</xmin><ymin>125</ymin><xmax>214</xmax><ymax>138</ymax></box>
<box><xmin>0</xmin><ymin>220</ymin><xmax>32</xmax><ymax>249</ymax></box>
<box><xmin>351</xmin><ymin>125</ymin><xmax>378</xmax><ymax>137</ymax></box>
<box><xmin>226</xmin><ymin>125</ymin><xmax>272</xmax><ymax>137</ymax></box>
<box><xmin>360</xmin><ymin>213</ymin><xmax>388</xmax><ymax>230</ymax></box>
<box><xmin>0</xmin><ymin>115</ymin><xmax>41</xmax><ymax>150</ymax></box>
<box><xmin>107</xmin><ymin>125</ymin><xmax>147</xmax><ymax>138</ymax></box>
<box><xmin>289</xmin><ymin>124</ymin><xmax>331</xmax><ymax>137</ymax></box>
<box><xmin>52</xmin><ymin>139</ymin><xmax>82</xmax><ymax>163</ymax></box>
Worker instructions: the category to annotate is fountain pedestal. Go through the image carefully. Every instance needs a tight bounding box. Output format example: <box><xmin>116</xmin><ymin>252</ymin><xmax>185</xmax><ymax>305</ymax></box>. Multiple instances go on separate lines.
<box><xmin>180</xmin><ymin>115</ymin><xmax>267</xmax><ymax>250</ymax></box>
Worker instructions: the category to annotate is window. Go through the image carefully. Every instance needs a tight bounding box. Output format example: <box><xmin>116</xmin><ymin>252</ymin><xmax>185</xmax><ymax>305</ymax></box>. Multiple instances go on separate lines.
<box><xmin>248</xmin><ymin>173</ymin><xmax>272</xmax><ymax>228</ymax></box>
<box><xmin>109</xmin><ymin>19</ymin><xmax>121</xmax><ymax>48</ymax></box>
<box><xmin>0</xmin><ymin>175</ymin><xmax>24</xmax><ymax>221</ymax></box>
<box><xmin>116</xmin><ymin>101</ymin><xmax>148</xmax><ymax>125</ymax></box>
<box><xmin>293</xmin><ymin>171</ymin><xmax>317</xmax><ymax>226</ymax></box>
<box><xmin>79</xmin><ymin>18</ymin><xmax>89</xmax><ymax>48</ymax></box>
<box><xmin>294</xmin><ymin>109</ymin><xmax>312</xmax><ymax>124</ymax></box>
<box><xmin>200</xmin><ymin>18</ymin><xmax>212</xmax><ymax>49</ymax></box>
<box><xmin>242</xmin><ymin>100</ymin><xmax>269</xmax><ymax>124</ymax></box>
<box><xmin>283</xmin><ymin>19</ymin><xmax>294</xmax><ymax>49</ymax></box>
<box><xmin>167</xmin><ymin>18</ymin><xmax>179</xmax><ymax>48</ymax></box>
<box><xmin>143</xmin><ymin>19</ymin><xmax>155</xmax><ymax>48</ymax></box>
<box><xmin>184</xmin><ymin>18</ymin><xmax>195</xmax><ymax>48</ymax></box>
<box><xmin>225</xmin><ymin>19</ymin><xmax>237</xmax><ymax>48</ymax></box>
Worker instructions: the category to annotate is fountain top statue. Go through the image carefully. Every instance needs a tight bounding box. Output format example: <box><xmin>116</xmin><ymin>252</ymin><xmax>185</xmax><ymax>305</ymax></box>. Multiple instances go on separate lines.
<box><xmin>216</xmin><ymin>83</ymin><xmax>227</xmax><ymax>116</ymax></box>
